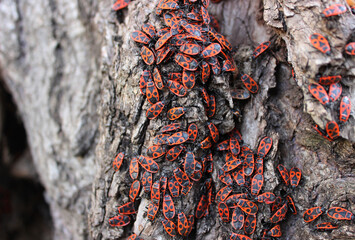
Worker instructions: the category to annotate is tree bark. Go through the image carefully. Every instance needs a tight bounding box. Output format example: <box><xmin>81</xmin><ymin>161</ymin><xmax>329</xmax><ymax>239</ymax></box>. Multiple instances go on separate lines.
<box><xmin>0</xmin><ymin>0</ymin><xmax>354</xmax><ymax>239</ymax></box>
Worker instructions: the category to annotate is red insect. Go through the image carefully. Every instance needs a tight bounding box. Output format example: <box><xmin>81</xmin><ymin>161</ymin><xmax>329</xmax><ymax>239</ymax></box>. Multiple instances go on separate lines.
<box><xmin>165</xmin><ymin>145</ymin><xmax>185</xmax><ymax>161</ymax></box>
<box><xmin>146</xmin><ymin>146</ymin><xmax>165</xmax><ymax>159</ymax></box>
<box><xmin>156</xmin><ymin>46</ymin><xmax>171</xmax><ymax>64</ymax></box>
<box><xmin>184</xmin><ymin>151</ymin><xmax>196</xmax><ymax>177</ymax></box>
<box><xmin>174</xmin><ymin>53</ymin><xmax>199</xmax><ymax>71</ymax></box>
<box><xmin>151</xmin><ymin>181</ymin><xmax>161</xmax><ymax>206</ymax></box>
<box><xmin>289</xmin><ymin>167</ymin><xmax>302</xmax><ymax>187</ymax></box>
<box><xmin>109</xmin><ymin>214</ymin><xmax>130</xmax><ymax>227</ymax></box>
<box><xmin>131</xmin><ymin>30</ymin><xmax>150</xmax><ymax>44</ymax></box>
<box><xmin>315</xmin><ymin>222</ymin><xmax>338</xmax><ymax>230</ymax></box>
<box><xmin>201</xmin><ymin>43</ymin><xmax>222</xmax><ymax>58</ymax></box>
<box><xmin>252</xmin><ymin>41</ymin><xmax>271</xmax><ymax>59</ymax></box>
<box><xmin>223</xmin><ymin>155</ymin><xmax>242</xmax><ymax>172</ymax></box>
<box><xmin>196</xmin><ymin>194</ymin><xmax>209</xmax><ymax>219</ymax></box>
<box><xmin>117</xmin><ymin>202</ymin><xmax>136</xmax><ymax>215</ymax></box>
<box><xmin>167</xmin><ymin>131</ymin><xmax>189</xmax><ymax>145</ymax></box>
<box><xmin>321</xmin><ymin>4</ymin><xmax>347</xmax><ymax>17</ymax></box>
<box><xmin>309</xmin><ymin>33</ymin><xmax>331</xmax><ymax>55</ymax></box>
<box><xmin>162</xmin><ymin>194</ymin><xmax>176</xmax><ymax>219</ymax></box>
<box><xmin>257</xmin><ymin>136</ymin><xmax>273</xmax><ymax>158</ymax></box>
<box><xmin>140</xmin><ymin>46</ymin><xmax>155</xmax><ymax>65</ymax></box>
<box><xmin>142</xmin><ymin>23</ymin><xmax>156</xmax><ymax>38</ymax></box>
<box><xmin>243</xmin><ymin>153</ymin><xmax>254</xmax><ymax>176</ymax></box>
<box><xmin>139</xmin><ymin>70</ymin><xmax>151</xmax><ymax>95</ymax></box>
<box><xmin>152</xmin><ymin>133</ymin><xmax>169</xmax><ymax>145</ymax></box>
<box><xmin>182</xmin><ymin>70</ymin><xmax>196</xmax><ymax>89</ymax></box>
<box><xmin>201</xmin><ymin>6</ymin><xmax>210</xmax><ymax>24</ymax></box>
<box><xmin>327</xmin><ymin>207</ymin><xmax>354</xmax><ymax>220</ymax></box>
<box><xmin>146</xmin><ymin>81</ymin><xmax>159</xmax><ymax>105</ymax></box>
<box><xmin>180</xmin><ymin>43</ymin><xmax>202</xmax><ymax>55</ymax></box>
<box><xmin>206</xmin><ymin>95</ymin><xmax>216</xmax><ymax>118</ymax></box>
<box><xmin>216</xmin><ymin>186</ymin><xmax>233</xmax><ymax>203</ymax></box>
<box><xmin>160</xmin><ymin>176</ymin><xmax>168</xmax><ymax>196</ymax></box>
<box><xmin>167</xmin><ymin>79</ymin><xmax>187</xmax><ymax>97</ymax></box>
<box><xmin>326</xmin><ymin>121</ymin><xmax>339</xmax><ymax>139</ymax></box>
<box><xmin>138</xmin><ymin>155</ymin><xmax>159</xmax><ymax>173</ymax></box>
<box><xmin>142</xmin><ymin>171</ymin><xmax>152</xmax><ymax>193</ymax></box>
<box><xmin>153</xmin><ymin>67</ymin><xmax>164</xmax><ymax>90</ymax></box>
<box><xmin>267</xmin><ymin>224</ymin><xmax>282</xmax><ymax>237</ymax></box>
<box><xmin>112</xmin><ymin>0</ymin><xmax>131</xmax><ymax>11</ymax></box>
<box><xmin>286</xmin><ymin>195</ymin><xmax>297</xmax><ymax>215</ymax></box>
<box><xmin>146</xmin><ymin>101</ymin><xmax>165</xmax><ymax>119</ymax></box>
<box><xmin>129</xmin><ymin>157</ymin><xmax>139</xmax><ymax>180</ymax></box>
<box><xmin>243</xmin><ymin>214</ymin><xmax>256</xmax><ymax>235</ymax></box>
<box><xmin>231</xmin><ymin>207</ymin><xmax>244</xmax><ymax>230</ymax></box>
<box><xmin>230</xmin><ymin>233</ymin><xmax>251</xmax><ymax>240</ymax></box>
<box><xmin>303</xmin><ymin>206</ymin><xmax>325</xmax><ymax>223</ymax></box>
<box><xmin>147</xmin><ymin>203</ymin><xmax>159</xmax><ymax>220</ymax></box>
<box><xmin>237</xmin><ymin>199</ymin><xmax>258</xmax><ymax>216</ymax></box>
<box><xmin>161</xmin><ymin>123</ymin><xmax>181</xmax><ymax>133</ymax></box>
<box><xmin>318</xmin><ymin>75</ymin><xmax>341</xmax><ymax>85</ymax></box>
<box><xmin>251</xmin><ymin>174</ymin><xmax>264</xmax><ymax>195</ymax></box>
<box><xmin>277</xmin><ymin>164</ymin><xmax>289</xmax><ymax>185</ymax></box>
<box><xmin>173</xmin><ymin>168</ymin><xmax>191</xmax><ymax>187</ymax></box>
<box><xmin>113</xmin><ymin>152</ymin><xmax>124</xmax><ymax>171</ymax></box>
<box><xmin>232</xmin><ymin>168</ymin><xmax>245</xmax><ymax>186</ymax></box>
<box><xmin>129</xmin><ymin>180</ymin><xmax>140</xmax><ymax>202</ymax></box>
<box><xmin>177</xmin><ymin>212</ymin><xmax>190</xmax><ymax>236</ymax></box>
<box><xmin>207</xmin><ymin>122</ymin><xmax>219</xmax><ymax>143</ymax></box>
<box><xmin>256</xmin><ymin>192</ymin><xmax>276</xmax><ymax>204</ymax></box>
<box><xmin>218</xmin><ymin>202</ymin><xmax>230</xmax><ymax>222</ymax></box>
<box><xmin>187</xmin><ymin>123</ymin><xmax>198</xmax><ymax>141</ymax></box>
<box><xmin>230</xmin><ymin>89</ymin><xmax>250</xmax><ymax>100</ymax></box>
<box><xmin>328</xmin><ymin>82</ymin><xmax>342</xmax><ymax>102</ymax></box>
<box><xmin>241</xmin><ymin>74</ymin><xmax>259</xmax><ymax>93</ymax></box>
<box><xmin>345</xmin><ymin>42</ymin><xmax>355</xmax><ymax>55</ymax></box>
<box><xmin>228</xmin><ymin>137</ymin><xmax>239</xmax><ymax>155</ymax></box>
<box><xmin>155</xmin><ymin>31</ymin><xmax>173</xmax><ymax>50</ymax></box>
<box><xmin>339</xmin><ymin>96</ymin><xmax>351</xmax><ymax>122</ymax></box>
<box><xmin>162</xmin><ymin>219</ymin><xmax>177</xmax><ymax>237</ymax></box>
<box><xmin>168</xmin><ymin>176</ymin><xmax>180</xmax><ymax>197</ymax></box>
<box><xmin>270</xmin><ymin>203</ymin><xmax>288</xmax><ymax>223</ymax></box>
<box><xmin>201</xmin><ymin>61</ymin><xmax>211</xmax><ymax>83</ymax></box>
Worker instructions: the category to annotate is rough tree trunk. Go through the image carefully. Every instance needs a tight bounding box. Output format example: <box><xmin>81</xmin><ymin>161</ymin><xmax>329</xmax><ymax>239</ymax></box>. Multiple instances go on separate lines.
<box><xmin>0</xmin><ymin>0</ymin><xmax>354</xmax><ymax>240</ymax></box>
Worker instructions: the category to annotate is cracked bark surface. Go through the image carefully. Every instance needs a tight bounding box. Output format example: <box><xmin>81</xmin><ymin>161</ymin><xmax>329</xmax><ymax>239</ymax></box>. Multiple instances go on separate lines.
<box><xmin>0</xmin><ymin>0</ymin><xmax>354</xmax><ymax>239</ymax></box>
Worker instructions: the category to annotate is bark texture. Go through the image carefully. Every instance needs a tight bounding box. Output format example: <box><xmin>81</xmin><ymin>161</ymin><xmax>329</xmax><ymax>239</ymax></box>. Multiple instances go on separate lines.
<box><xmin>0</xmin><ymin>0</ymin><xmax>354</xmax><ymax>240</ymax></box>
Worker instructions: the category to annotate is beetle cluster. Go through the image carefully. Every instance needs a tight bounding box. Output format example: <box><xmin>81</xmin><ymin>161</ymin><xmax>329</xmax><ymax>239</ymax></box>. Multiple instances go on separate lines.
<box><xmin>108</xmin><ymin>1</ymin><xmax>353</xmax><ymax>240</ymax></box>
<box><xmin>307</xmin><ymin>3</ymin><xmax>353</xmax><ymax>141</ymax></box>
<box><xmin>303</xmin><ymin>206</ymin><xmax>354</xmax><ymax>231</ymax></box>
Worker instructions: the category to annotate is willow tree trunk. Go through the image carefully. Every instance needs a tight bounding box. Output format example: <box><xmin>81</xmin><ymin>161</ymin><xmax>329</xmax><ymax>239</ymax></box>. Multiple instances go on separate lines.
<box><xmin>0</xmin><ymin>0</ymin><xmax>354</xmax><ymax>240</ymax></box>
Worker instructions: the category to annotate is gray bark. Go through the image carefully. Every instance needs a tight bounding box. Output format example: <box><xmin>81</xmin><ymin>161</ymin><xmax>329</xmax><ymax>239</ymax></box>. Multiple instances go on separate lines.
<box><xmin>0</xmin><ymin>0</ymin><xmax>354</xmax><ymax>239</ymax></box>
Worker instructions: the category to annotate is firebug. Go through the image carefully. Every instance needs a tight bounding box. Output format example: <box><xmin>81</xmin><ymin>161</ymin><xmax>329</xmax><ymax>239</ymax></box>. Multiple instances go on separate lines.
<box><xmin>109</xmin><ymin>214</ymin><xmax>130</xmax><ymax>227</ymax></box>
<box><xmin>303</xmin><ymin>206</ymin><xmax>325</xmax><ymax>222</ymax></box>
<box><xmin>113</xmin><ymin>152</ymin><xmax>124</xmax><ymax>171</ymax></box>
<box><xmin>309</xmin><ymin>33</ymin><xmax>331</xmax><ymax>55</ymax></box>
